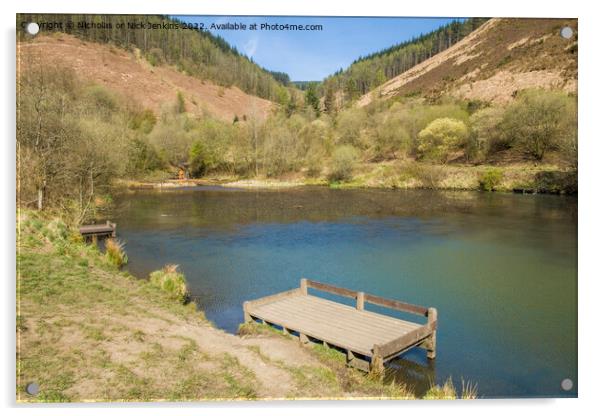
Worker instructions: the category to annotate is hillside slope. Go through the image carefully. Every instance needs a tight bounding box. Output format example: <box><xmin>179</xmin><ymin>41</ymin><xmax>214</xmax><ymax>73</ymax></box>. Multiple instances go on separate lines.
<box><xmin>358</xmin><ymin>18</ymin><xmax>577</xmax><ymax>106</ymax></box>
<box><xmin>324</xmin><ymin>18</ymin><xmax>488</xmax><ymax>103</ymax></box>
<box><xmin>18</xmin><ymin>34</ymin><xmax>273</xmax><ymax>122</ymax></box>
<box><xmin>17</xmin><ymin>14</ymin><xmax>288</xmax><ymax>102</ymax></box>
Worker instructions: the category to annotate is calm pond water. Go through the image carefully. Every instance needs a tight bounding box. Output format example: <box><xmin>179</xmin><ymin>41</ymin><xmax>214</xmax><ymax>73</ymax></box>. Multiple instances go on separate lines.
<box><xmin>111</xmin><ymin>187</ymin><xmax>577</xmax><ymax>398</ymax></box>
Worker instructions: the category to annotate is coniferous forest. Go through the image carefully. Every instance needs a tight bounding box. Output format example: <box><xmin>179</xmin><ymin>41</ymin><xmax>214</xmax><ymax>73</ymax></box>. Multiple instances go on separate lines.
<box><xmin>322</xmin><ymin>18</ymin><xmax>489</xmax><ymax>103</ymax></box>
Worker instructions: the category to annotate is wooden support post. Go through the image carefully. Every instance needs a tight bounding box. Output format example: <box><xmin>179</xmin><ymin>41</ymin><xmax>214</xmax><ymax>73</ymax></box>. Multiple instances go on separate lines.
<box><xmin>323</xmin><ymin>341</ymin><xmax>329</xmax><ymax>348</ymax></box>
<box><xmin>347</xmin><ymin>350</ymin><xmax>354</xmax><ymax>367</ymax></box>
<box><xmin>347</xmin><ymin>350</ymin><xmax>370</xmax><ymax>372</ymax></box>
<box><xmin>243</xmin><ymin>302</ymin><xmax>252</xmax><ymax>323</ymax></box>
<box><xmin>427</xmin><ymin>307</ymin><xmax>437</xmax><ymax>360</ymax></box>
<box><xmin>299</xmin><ymin>333</ymin><xmax>309</xmax><ymax>345</ymax></box>
<box><xmin>356</xmin><ymin>292</ymin><xmax>365</xmax><ymax>311</ymax></box>
<box><xmin>300</xmin><ymin>278</ymin><xmax>308</xmax><ymax>295</ymax></box>
<box><xmin>370</xmin><ymin>345</ymin><xmax>385</xmax><ymax>375</ymax></box>
<box><xmin>283</xmin><ymin>327</ymin><xmax>290</xmax><ymax>336</ymax></box>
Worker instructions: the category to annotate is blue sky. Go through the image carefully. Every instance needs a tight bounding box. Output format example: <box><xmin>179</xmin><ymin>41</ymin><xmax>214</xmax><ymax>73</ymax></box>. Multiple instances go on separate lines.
<box><xmin>173</xmin><ymin>16</ymin><xmax>461</xmax><ymax>81</ymax></box>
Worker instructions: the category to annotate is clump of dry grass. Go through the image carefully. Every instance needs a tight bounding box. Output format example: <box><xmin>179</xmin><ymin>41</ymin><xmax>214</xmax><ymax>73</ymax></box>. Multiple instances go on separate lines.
<box><xmin>105</xmin><ymin>238</ymin><xmax>128</xmax><ymax>267</ymax></box>
<box><xmin>460</xmin><ymin>379</ymin><xmax>478</xmax><ymax>399</ymax></box>
<box><xmin>402</xmin><ymin>162</ymin><xmax>448</xmax><ymax>189</ymax></box>
<box><xmin>149</xmin><ymin>264</ymin><xmax>189</xmax><ymax>304</ymax></box>
<box><xmin>423</xmin><ymin>377</ymin><xmax>477</xmax><ymax>399</ymax></box>
<box><xmin>424</xmin><ymin>378</ymin><xmax>457</xmax><ymax>399</ymax></box>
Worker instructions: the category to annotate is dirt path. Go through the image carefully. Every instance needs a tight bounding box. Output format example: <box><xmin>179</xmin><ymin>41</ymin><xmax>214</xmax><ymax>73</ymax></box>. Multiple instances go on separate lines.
<box><xmin>117</xmin><ymin>300</ymin><xmax>327</xmax><ymax>399</ymax></box>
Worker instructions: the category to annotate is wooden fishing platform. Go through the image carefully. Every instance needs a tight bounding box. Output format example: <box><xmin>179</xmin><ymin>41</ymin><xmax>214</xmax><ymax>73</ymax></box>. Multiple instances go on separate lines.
<box><xmin>79</xmin><ymin>221</ymin><xmax>116</xmax><ymax>239</ymax></box>
<box><xmin>243</xmin><ymin>278</ymin><xmax>437</xmax><ymax>372</ymax></box>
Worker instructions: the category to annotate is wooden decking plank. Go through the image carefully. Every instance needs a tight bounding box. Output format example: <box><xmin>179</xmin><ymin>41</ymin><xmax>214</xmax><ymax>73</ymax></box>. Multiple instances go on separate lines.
<box><xmin>278</xmin><ymin>294</ymin><xmax>422</xmax><ymax>330</ymax></box>
<box><xmin>298</xmin><ymin>295</ymin><xmax>424</xmax><ymax>329</ymax></box>
<box><xmin>254</xmin><ymin>301</ymin><xmax>383</xmax><ymax>340</ymax></box>
<box><xmin>251</xmin><ymin>301</ymin><xmax>405</xmax><ymax>341</ymax></box>
<box><xmin>244</xmin><ymin>288</ymin><xmax>302</xmax><ymax>308</ymax></box>
<box><xmin>250</xmin><ymin>315</ymin><xmax>371</xmax><ymax>355</ymax></box>
<box><xmin>281</xmin><ymin>295</ymin><xmax>422</xmax><ymax>332</ymax></box>
<box><xmin>79</xmin><ymin>225</ymin><xmax>113</xmax><ymax>232</ymax></box>
<box><xmin>253</xmin><ymin>298</ymin><xmax>413</xmax><ymax>339</ymax></box>
<box><xmin>254</xmin><ymin>295</ymin><xmax>421</xmax><ymax>334</ymax></box>
<box><xmin>79</xmin><ymin>222</ymin><xmax>116</xmax><ymax>237</ymax></box>
<box><xmin>251</xmin><ymin>307</ymin><xmax>374</xmax><ymax>355</ymax></box>
<box><xmin>251</xmin><ymin>301</ymin><xmax>419</xmax><ymax>354</ymax></box>
<box><xmin>253</xmin><ymin>303</ymin><xmax>397</xmax><ymax>348</ymax></box>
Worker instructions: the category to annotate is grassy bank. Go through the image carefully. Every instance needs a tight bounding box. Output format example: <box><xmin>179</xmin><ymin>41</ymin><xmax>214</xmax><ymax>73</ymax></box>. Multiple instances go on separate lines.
<box><xmin>116</xmin><ymin>160</ymin><xmax>576</xmax><ymax>195</ymax></box>
<box><xmin>326</xmin><ymin>160</ymin><xmax>576</xmax><ymax>194</ymax></box>
<box><xmin>17</xmin><ymin>210</ymin><xmax>475</xmax><ymax>401</ymax></box>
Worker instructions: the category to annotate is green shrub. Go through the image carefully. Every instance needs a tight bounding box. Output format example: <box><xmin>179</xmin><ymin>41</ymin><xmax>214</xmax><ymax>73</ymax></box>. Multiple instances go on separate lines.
<box><xmin>105</xmin><ymin>238</ymin><xmax>128</xmax><ymax>267</ymax></box>
<box><xmin>328</xmin><ymin>145</ymin><xmax>359</xmax><ymax>182</ymax></box>
<box><xmin>534</xmin><ymin>170</ymin><xmax>578</xmax><ymax>194</ymax></box>
<box><xmin>417</xmin><ymin>117</ymin><xmax>469</xmax><ymax>163</ymax></box>
<box><xmin>146</xmin><ymin>48</ymin><xmax>165</xmax><ymax>67</ymax></box>
<box><xmin>468</xmin><ymin>107</ymin><xmax>505</xmax><ymax>159</ymax></box>
<box><xmin>335</xmin><ymin>108</ymin><xmax>368</xmax><ymax>147</ymax></box>
<box><xmin>372</xmin><ymin>116</ymin><xmax>412</xmax><ymax>161</ymax></box>
<box><xmin>478</xmin><ymin>168</ymin><xmax>504</xmax><ymax>191</ymax></box>
<box><xmin>84</xmin><ymin>85</ymin><xmax>118</xmax><ymax>114</ymax></box>
<box><xmin>149</xmin><ymin>264</ymin><xmax>189</xmax><ymax>304</ymax></box>
<box><xmin>176</xmin><ymin>91</ymin><xmax>186</xmax><ymax>114</ymax></box>
<box><xmin>188</xmin><ymin>140</ymin><xmax>217</xmax><ymax>178</ymax></box>
<box><xmin>126</xmin><ymin>138</ymin><xmax>164</xmax><ymax>175</ymax></box>
<box><xmin>305</xmin><ymin>155</ymin><xmax>323</xmax><ymax>178</ymax></box>
<box><xmin>128</xmin><ymin>109</ymin><xmax>157</xmax><ymax>133</ymax></box>
<box><xmin>498</xmin><ymin>89</ymin><xmax>577</xmax><ymax>160</ymax></box>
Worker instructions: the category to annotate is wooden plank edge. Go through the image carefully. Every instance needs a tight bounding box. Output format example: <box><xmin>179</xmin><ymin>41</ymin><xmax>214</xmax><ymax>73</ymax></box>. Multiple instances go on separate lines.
<box><xmin>244</xmin><ymin>288</ymin><xmax>303</xmax><ymax>310</ymax></box>
<box><xmin>376</xmin><ymin>322</ymin><xmax>436</xmax><ymax>359</ymax></box>
<box><xmin>246</xmin><ymin>312</ymin><xmax>373</xmax><ymax>357</ymax></box>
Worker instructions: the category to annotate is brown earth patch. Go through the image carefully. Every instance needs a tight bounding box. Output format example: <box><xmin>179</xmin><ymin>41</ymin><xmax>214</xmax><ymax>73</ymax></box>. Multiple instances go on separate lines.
<box><xmin>17</xmin><ymin>34</ymin><xmax>273</xmax><ymax>122</ymax></box>
<box><xmin>357</xmin><ymin>18</ymin><xmax>577</xmax><ymax>106</ymax></box>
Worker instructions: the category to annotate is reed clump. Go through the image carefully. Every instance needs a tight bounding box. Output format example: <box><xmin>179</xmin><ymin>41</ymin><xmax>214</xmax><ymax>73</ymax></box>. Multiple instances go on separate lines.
<box><xmin>149</xmin><ymin>264</ymin><xmax>189</xmax><ymax>304</ymax></box>
<box><xmin>423</xmin><ymin>377</ymin><xmax>477</xmax><ymax>399</ymax></box>
<box><xmin>105</xmin><ymin>238</ymin><xmax>128</xmax><ymax>267</ymax></box>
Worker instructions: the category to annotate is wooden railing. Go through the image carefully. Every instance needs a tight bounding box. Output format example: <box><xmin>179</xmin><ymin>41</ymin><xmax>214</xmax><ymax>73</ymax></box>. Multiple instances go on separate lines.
<box><xmin>301</xmin><ymin>278</ymin><xmax>430</xmax><ymax>317</ymax></box>
<box><xmin>377</xmin><ymin>311</ymin><xmax>437</xmax><ymax>359</ymax></box>
<box><xmin>301</xmin><ymin>278</ymin><xmax>438</xmax><ymax>364</ymax></box>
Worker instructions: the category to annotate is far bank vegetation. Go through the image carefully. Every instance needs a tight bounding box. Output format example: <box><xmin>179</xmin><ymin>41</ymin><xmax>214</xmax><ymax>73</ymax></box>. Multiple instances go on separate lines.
<box><xmin>17</xmin><ymin>57</ymin><xmax>577</xmax><ymax>220</ymax></box>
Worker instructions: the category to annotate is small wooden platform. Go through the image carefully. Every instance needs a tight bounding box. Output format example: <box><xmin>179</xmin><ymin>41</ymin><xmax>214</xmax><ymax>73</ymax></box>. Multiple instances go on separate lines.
<box><xmin>79</xmin><ymin>221</ymin><xmax>116</xmax><ymax>239</ymax></box>
<box><xmin>243</xmin><ymin>279</ymin><xmax>437</xmax><ymax>372</ymax></box>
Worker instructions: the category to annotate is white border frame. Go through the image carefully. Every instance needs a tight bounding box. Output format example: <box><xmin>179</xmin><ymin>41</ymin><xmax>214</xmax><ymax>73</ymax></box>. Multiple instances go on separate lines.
<box><xmin>3</xmin><ymin>1</ymin><xmax>599</xmax><ymax>415</ymax></box>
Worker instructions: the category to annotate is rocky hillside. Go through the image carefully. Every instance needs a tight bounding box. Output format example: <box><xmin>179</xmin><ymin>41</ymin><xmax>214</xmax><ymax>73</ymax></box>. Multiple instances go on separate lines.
<box><xmin>358</xmin><ymin>18</ymin><xmax>577</xmax><ymax>106</ymax></box>
<box><xmin>18</xmin><ymin>34</ymin><xmax>273</xmax><ymax>122</ymax></box>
